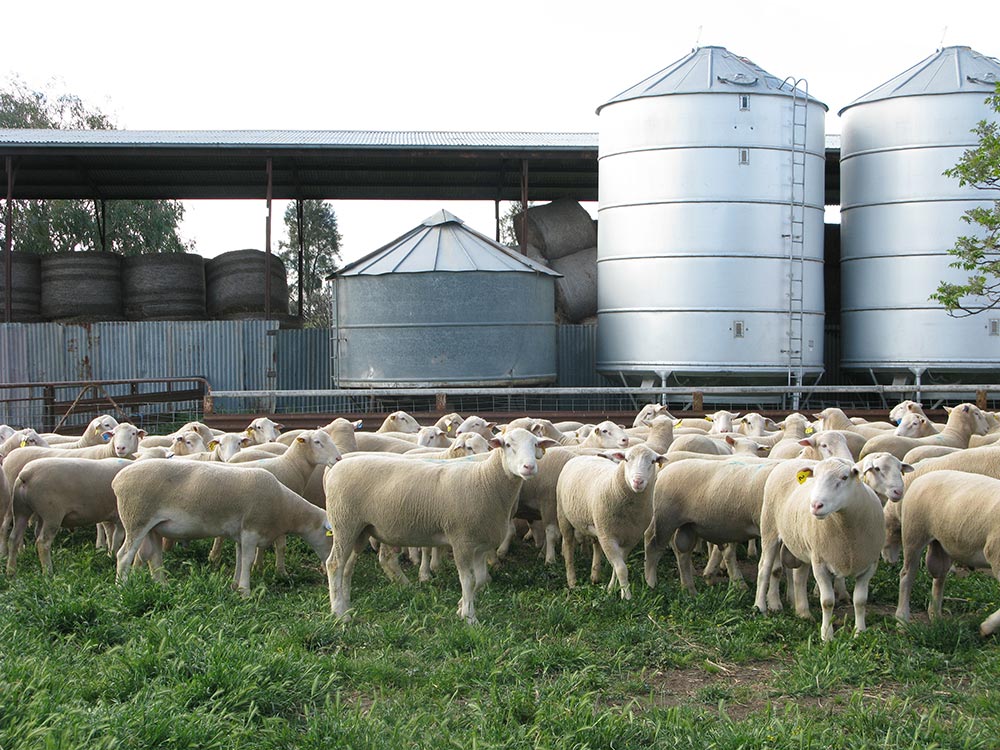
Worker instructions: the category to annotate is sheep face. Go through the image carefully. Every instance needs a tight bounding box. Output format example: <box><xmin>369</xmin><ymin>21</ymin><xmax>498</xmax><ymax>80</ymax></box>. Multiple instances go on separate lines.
<box><xmin>601</xmin><ymin>444</ymin><xmax>667</xmax><ymax>492</ymax></box>
<box><xmin>111</xmin><ymin>423</ymin><xmax>147</xmax><ymax>458</ymax></box>
<box><xmin>889</xmin><ymin>400</ymin><xmax>922</xmax><ymax>424</ymax></box>
<box><xmin>455</xmin><ymin>433</ymin><xmax>490</xmax><ymax>455</ymax></box>
<box><xmin>592</xmin><ymin>421</ymin><xmax>629</xmax><ymax>449</ymax></box>
<box><xmin>295</xmin><ymin>430</ymin><xmax>342</xmax><ymax>466</ymax></box>
<box><xmin>89</xmin><ymin>415</ymin><xmax>120</xmax><ymax>438</ymax></box>
<box><xmin>208</xmin><ymin>433</ymin><xmax>253</xmax><ymax>461</ymax></box>
<box><xmin>798</xmin><ymin>431</ymin><xmax>851</xmax><ymax>461</ymax></box>
<box><xmin>17</xmin><ymin>429</ymin><xmax>47</xmax><ymax>449</ymax></box>
<box><xmin>488</xmin><ymin>428</ymin><xmax>557</xmax><ymax>479</ymax></box>
<box><xmin>247</xmin><ymin>418</ymin><xmax>284</xmax><ymax>444</ymax></box>
<box><xmin>0</xmin><ymin>425</ymin><xmax>14</xmax><ymax>441</ymax></box>
<box><xmin>417</xmin><ymin>427</ymin><xmax>449</xmax><ymax>448</ymax></box>
<box><xmin>171</xmin><ymin>431</ymin><xmax>207</xmax><ymax>456</ymax></box>
<box><xmin>456</xmin><ymin>416</ymin><xmax>496</xmax><ymax>438</ymax></box>
<box><xmin>634</xmin><ymin>403</ymin><xmax>670</xmax><ymax>427</ymax></box>
<box><xmin>894</xmin><ymin>413</ymin><xmax>929</xmax><ymax>438</ymax></box>
<box><xmin>385</xmin><ymin>411</ymin><xmax>420</xmax><ymax>433</ymax></box>
<box><xmin>437</xmin><ymin>413</ymin><xmax>464</xmax><ymax>435</ymax></box>
<box><xmin>856</xmin><ymin>452</ymin><xmax>913</xmax><ymax>503</ymax></box>
<box><xmin>799</xmin><ymin>459</ymin><xmax>861</xmax><ymax>518</ymax></box>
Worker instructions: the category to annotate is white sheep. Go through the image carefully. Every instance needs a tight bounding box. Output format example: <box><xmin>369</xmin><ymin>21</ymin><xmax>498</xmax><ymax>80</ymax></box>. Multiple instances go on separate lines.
<box><xmin>113</xmin><ymin>460</ymin><xmax>332</xmax><ymax>593</ymax></box>
<box><xmin>901</xmin><ymin>445</ymin><xmax>962</xmax><ymax>465</ymax></box>
<box><xmin>46</xmin><ymin>415</ymin><xmax>121</xmax><ymax>450</ymax></box>
<box><xmin>433</xmin><ymin>412</ymin><xmax>464</xmax><ymax>437</ymax></box>
<box><xmin>376</xmin><ymin>411</ymin><xmax>420</xmax><ymax>434</ymax></box>
<box><xmin>245</xmin><ymin>417</ymin><xmax>285</xmax><ymax>444</ymax></box>
<box><xmin>416</xmin><ymin>426</ymin><xmax>450</xmax><ymax>448</ymax></box>
<box><xmin>556</xmin><ymin>444</ymin><xmax>666</xmax><ymax>599</ymax></box>
<box><xmin>860</xmin><ymin>403</ymin><xmax>987</xmax><ymax>460</ymax></box>
<box><xmin>0</xmin><ymin>425</ymin><xmax>15</xmax><ymax>442</ymax></box>
<box><xmin>138</xmin><ymin>420</ymin><xmax>217</xmax><ymax>449</ymax></box>
<box><xmin>633</xmin><ymin>403</ymin><xmax>672</xmax><ymax>428</ymax></box>
<box><xmin>323</xmin><ymin>428</ymin><xmax>557</xmax><ymax>623</ymax></box>
<box><xmin>667</xmin><ymin>434</ymin><xmax>733</xmax><ymax>456</ymax></box>
<box><xmin>403</xmin><ymin>432</ymin><xmax>491</xmax><ymax>458</ymax></box>
<box><xmin>0</xmin><ymin>428</ymin><xmax>50</xmax><ymax>459</ymax></box>
<box><xmin>895</xmin><ymin>470</ymin><xmax>1000</xmax><ymax>636</ymax></box>
<box><xmin>894</xmin><ymin>412</ymin><xmax>939</xmax><ymax>438</ymax></box>
<box><xmin>455</xmin><ymin>415</ymin><xmax>497</xmax><ymax>439</ymax></box>
<box><xmin>7</xmin><ymin>456</ymin><xmax>134</xmax><ymax>575</ymax></box>
<box><xmin>754</xmin><ymin>458</ymin><xmax>886</xmax><ymax>641</ymax></box>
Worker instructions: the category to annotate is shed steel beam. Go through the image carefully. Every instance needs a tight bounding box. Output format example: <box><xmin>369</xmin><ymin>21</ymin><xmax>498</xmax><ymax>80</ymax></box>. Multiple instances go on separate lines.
<box><xmin>4</xmin><ymin>156</ymin><xmax>14</xmax><ymax>323</ymax></box>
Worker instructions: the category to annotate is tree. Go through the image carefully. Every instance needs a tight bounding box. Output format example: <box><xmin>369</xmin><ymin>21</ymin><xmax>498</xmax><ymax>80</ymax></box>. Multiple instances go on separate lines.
<box><xmin>931</xmin><ymin>84</ymin><xmax>1000</xmax><ymax>316</ymax></box>
<box><xmin>0</xmin><ymin>76</ymin><xmax>191</xmax><ymax>255</ymax></box>
<box><xmin>498</xmin><ymin>200</ymin><xmax>535</xmax><ymax>248</ymax></box>
<box><xmin>278</xmin><ymin>200</ymin><xmax>342</xmax><ymax>327</ymax></box>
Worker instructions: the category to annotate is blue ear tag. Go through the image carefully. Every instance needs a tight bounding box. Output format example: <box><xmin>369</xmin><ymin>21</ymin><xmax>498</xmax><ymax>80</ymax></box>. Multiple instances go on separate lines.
<box><xmin>323</xmin><ymin>519</ymin><xmax>333</xmax><ymax>537</ymax></box>
<box><xmin>101</xmin><ymin>432</ymin><xmax>112</xmax><ymax>443</ymax></box>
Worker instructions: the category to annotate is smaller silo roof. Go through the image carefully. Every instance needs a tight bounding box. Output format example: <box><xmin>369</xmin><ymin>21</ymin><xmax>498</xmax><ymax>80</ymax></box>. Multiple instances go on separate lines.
<box><xmin>597</xmin><ymin>45</ymin><xmax>828</xmax><ymax>114</ymax></box>
<box><xmin>331</xmin><ymin>210</ymin><xmax>561</xmax><ymax>277</ymax></box>
<box><xmin>839</xmin><ymin>46</ymin><xmax>1000</xmax><ymax>115</ymax></box>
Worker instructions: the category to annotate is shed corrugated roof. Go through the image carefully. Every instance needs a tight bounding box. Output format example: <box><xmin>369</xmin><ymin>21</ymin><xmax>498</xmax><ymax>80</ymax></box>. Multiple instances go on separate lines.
<box><xmin>333</xmin><ymin>210</ymin><xmax>561</xmax><ymax>277</ymax></box>
<box><xmin>598</xmin><ymin>46</ymin><xmax>827</xmax><ymax>113</ymax></box>
<box><xmin>0</xmin><ymin>129</ymin><xmax>598</xmax><ymax>149</ymax></box>
<box><xmin>839</xmin><ymin>46</ymin><xmax>1000</xmax><ymax>114</ymax></box>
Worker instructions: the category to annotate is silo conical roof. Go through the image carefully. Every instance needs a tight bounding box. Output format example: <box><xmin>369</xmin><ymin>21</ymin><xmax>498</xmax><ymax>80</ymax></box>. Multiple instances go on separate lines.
<box><xmin>332</xmin><ymin>210</ymin><xmax>560</xmax><ymax>277</ymax></box>
<box><xmin>597</xmin><ymin>45</ymin><xmax>827</xmax><ymax>114</ymax></box>
<box><xmin>839</xmin><ymin>45</ymin><xmax>1000</xmax><ymax>115</ymax></box>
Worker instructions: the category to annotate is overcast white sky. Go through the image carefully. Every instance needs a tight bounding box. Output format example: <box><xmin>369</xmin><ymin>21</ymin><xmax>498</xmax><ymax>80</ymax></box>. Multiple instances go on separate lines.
<box><xmin>3</xmin><ymin>0</ymin><xmax>999</xmax><ymax>264</ymax></box>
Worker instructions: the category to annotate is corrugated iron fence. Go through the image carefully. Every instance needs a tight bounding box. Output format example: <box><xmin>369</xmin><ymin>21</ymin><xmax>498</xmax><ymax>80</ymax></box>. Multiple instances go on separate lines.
<box><xmin>1</xmin><ymin>322</ymin><xmax>602</xmax><ymax>427</ymax></box>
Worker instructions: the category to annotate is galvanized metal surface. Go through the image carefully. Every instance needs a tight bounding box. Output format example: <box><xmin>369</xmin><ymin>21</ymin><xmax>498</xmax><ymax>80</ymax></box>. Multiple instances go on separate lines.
<box><xmin>840</xmin><ymin>46</ymin><xmax>1000</xmax><ymax>372</ymax></box>
<box><xmin>336</xmin><ymin>210</ymin><xmax>558</xmax><ymax>277</ymax></box>
<box><xmin>598</xmin><ymin>46</ymin><xmax>828</xmax><ymax>113</ymax></box>
<box><xmin>597</xmin><ymin>47</ymin><xmax>826</xmax><ymax>382</ymax></box>
<box><xmin>333</xmin><ymin>212</ymin><xmax>558</xmax><ymax>388</ymax></box>
<box><xmin>0</xmin><ymin>321</ymin><xmax>277</xmax><ymax>426</ymax></box>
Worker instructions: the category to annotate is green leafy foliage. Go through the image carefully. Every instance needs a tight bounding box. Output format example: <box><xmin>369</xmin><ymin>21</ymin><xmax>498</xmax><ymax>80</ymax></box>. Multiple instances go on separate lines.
<box><xmin>278</xmin><ymin>200</ymin><xmax>342</xmax><ymax>327</ymax></box>
<box><xmin>932</xmin><ymin>85</ymin><xmax>1000</xmax><ymax>315</ymax></box>
<box><xmin>0</xmin><ymin>76</ymin><xmax>191</xmax><ymax>255</ymax></box>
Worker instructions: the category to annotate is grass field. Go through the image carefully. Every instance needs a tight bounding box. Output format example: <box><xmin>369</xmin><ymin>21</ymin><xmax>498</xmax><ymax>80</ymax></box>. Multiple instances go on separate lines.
<box><xmin>0</xmin><ymin>530</ymin><xmax>997</xmax><ymax>749</ymax></box>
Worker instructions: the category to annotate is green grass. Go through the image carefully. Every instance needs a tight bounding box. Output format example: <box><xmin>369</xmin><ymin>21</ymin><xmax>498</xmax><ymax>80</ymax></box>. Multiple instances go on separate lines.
<box><xmin>0</xmin><ymin>531</ymin><xmax>998</xmax><ymax>749</ymax></box>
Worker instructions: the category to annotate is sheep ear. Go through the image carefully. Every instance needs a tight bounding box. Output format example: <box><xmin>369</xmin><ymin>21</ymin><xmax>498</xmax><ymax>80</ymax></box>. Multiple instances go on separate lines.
<box><xmin>944</xmin><ymin>406</ymin><xmax>953</xmax><ymax>413</ymax></box>
<box><xmin>851</xmin><ymin>466</ymin><xmax>862</xmax><ymax>480</ymax></box>
<box><xmin>599</xmin><ymin>450</ymin><xmax>626</xmax><ymax>463</ymax></box>
<box><xmin>485</xmin><ymin>422</ymin><xmax>497</xmax><ymax>430</ymax></box>
<box><xmin>352</xmin><ymin>420</ymin><xmax>363</xmax><ymax>431</ymax></box>
<box><xmin>240</xmin><ymin>436</ymin><xmax>252</xmax><ymax>447</ymax></box>
<box><xmin>138</xmin><ymin>429</ymin><xmax>148</xmax><ymax>439</ymax></box>
<box><xmin>208</xmin><ymin>440</ymin><xmax>219</xmax><ymax>450</ymax></box>
<box><xmin>537</xmin><ymin>438</ymin><xmax>558</xmax><ymax>450</ymax></box>
<box><xmin>798</xmin><ymin>438</ymin><xmax>814</xmax><ymax>447</ymax></box>
<box><xmin>101</xmin><ymin>431</ymin><xmax>113</xmax><ymax>443</ymax></box>
<box><xmin>296</xmin><ymin>436</ymin><xmax>306</xmax><ymax>443</ymax></box>
<box><xmin>655</xmin><ymin>454</ymin><xmax>669</xmax><ymax>467</ymax></box>
<box><xmin>901</xmin><ymin>463</ymin><xmax>915</xmax><ymax>474</ymax></box>
<box><xmin>725</xmin><ymin>435</ymin><xmax>736</xmax><ymax>445</ymax></box>
<box><xmin>275</xmin><ymin>423</ymin><xmax>285</xmax><ymax>431</ymax></box>
<box><xmin>488</xmin><ymin>437</ymin><xmax>504</xmax><ymax>450</ymax></box>
<box><xmin>246</xmin><ymin>426</ymin><xmax>255</xmax><ymax>434</ymax></box>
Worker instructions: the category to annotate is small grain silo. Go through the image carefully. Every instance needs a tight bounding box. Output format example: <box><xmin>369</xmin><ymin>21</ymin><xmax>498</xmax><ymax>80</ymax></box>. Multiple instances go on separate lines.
<box><xmin>596</xmin><ymin>46</ymin><xmax>827</xmax><ymax>387</ymax></box>
<box><xmin>839</xmin><ymin>46</ymin><xmax>1000</xmax><ymax>383</ymax></box>
<box><xmin>330</xmin><ymin>210</ymin><xmax>560</xmax><ymax>387</ymax></box>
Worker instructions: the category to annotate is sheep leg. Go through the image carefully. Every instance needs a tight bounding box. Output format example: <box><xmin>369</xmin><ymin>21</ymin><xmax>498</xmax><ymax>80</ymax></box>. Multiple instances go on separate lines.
<box><xmin>722</xmin><ymin>544</ymin><xmax>746</xmax><ymax>589</ymax></box>
<box><xmin>327</xmin><ymin>534</ymin><xmax>364</xmax><ymax>620</ymax></box>
<box><xmin>589</xmin><ymin>540</ymin><xmax>604</xmax><ymax>585</ymax></box>
<box><xmin>6</xmin><ymin>512</ymin><xmax>30</xmax><ymax>576</ymax></box>
<box><xmin>418</xmin><ymin>547</ymin><xmax>433</xmax><ymax>582</ymax></box>
<box><xmin>452</xmin><ymin>545</ymin><xmax>479</xmax><ymax>625</ymax></box>
<box><xmin>754</xmin><ymin>534</ymin><xmax>782</xmax><ymax>613</ymax></box>
<box><xmin>791</xmin><ymin>565</ymin><xmax>812</xmax><ymax>620</ymax></box>
<box><xmin>273</xmin><ymin>534</ymin><xmax>287</xmax><ymax>577</ymax></box>
<box><xmin>116</xmin><ymin>532</ymin><xmax>149</xmax><ymax>583</ymax></box>
<box><xmin>702</xmin><ymin>544</ymin><xmax>723</xmax><ymax>578</ymax></box>
<box><xmin>812</xmin><ymin>560</ymin><xmax>837</xmax><ymax>641</ymax></box>
<box><xmin>529</xmin><ymin>521</ymin><xmax>545</xmax><ymax>549</ymax></box>
<box><xmin>747</xmin><ymin>538</ymin><xmax>758</xmax><ymax>559</ymax></box>
<box><xmin>496</xmin><ymin>521</ymin><xmax>515</xmax><ymax>559</ymax></box>
<box><xmin>895</xmin><ymin>542</ymin><xmax>923</xmax><ymax>625</ymax></box>
<box><xmin>95</xmin><ymin>523</ymin><xmax>108</xmax><ymax>550</ymax></box>
<box><xmin>544</xmin><ymin>523</ymin><xmax>561</xmax><ymax>565</ymax></box>
<box><xmin>208</xmin><ymin>536</ymin><xmax>226</xmax><ymax>565</ymax></box>
<box><xmin>600</xmin><ymin>536</ymin><xmax>631</xmax><ymax>600</ymax></box>
<box><xmin>852</xmin><ymin>562</ymin><xmax>877</xmax><ymax>634</ymax></box>
<box><xmin>140</xmin><ymin>532</ymin><xmax>166</xmax><ymax>583</ymax></box>
<box><xmin>378</xmin><ymin>544</ymin><xmax>410</xmax><ymax>585</ymax></box>
<box><xmin>34</xmin><ymin>520</ymin><xmax>59</xmax><ymax>576</ymax></box>
<box><xmin>671</xmin><ymin>526</ymin><xmax>699</xmax><ymax>596</ymax></box>
<box><xmin>642</xmin><ymin>519</ymin><xmax>665</xmax><ymax>589</ymax></box>
<box><xmin>110</xmin><ymin>524</ymin><xmax>126</xmax><ymax>556</ymax></box>
<box><xmin>561</xmin><ymin>525</ymin><xmax>578</xmax><ymax>589</ymax></box>
<box><xmin>235</xmin><ymin>532</ymin><xmax>259</xmax><ymax>594</ymax></box>
<box><xmin>407</xmin><ymin>547</ymin><xmax>421</xmax><ymax>565</ymax></box>
<box><xmin>430</xmin><ymin>546</ymin><xmax>442</xmax><ymax>572</ymax></box>
<box><xmin>925</xmin><ymin>540</ymin><xmax>952</xmax><ymax>621</ymax></box>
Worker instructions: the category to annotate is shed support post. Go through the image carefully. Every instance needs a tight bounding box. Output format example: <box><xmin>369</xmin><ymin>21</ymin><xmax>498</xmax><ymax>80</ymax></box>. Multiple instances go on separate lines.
<box><xmin>265</xmin><ymin>158</ymin><xmax>273</xmax><ymax>321</ymax></box>
<box><xmin>495</xmin><ymin>199</ymin><xmax>500</xmax><ymax>243</ymax></box>
<box><xmin>296</xmin><ymin>199</ymin><xmax>304</xmax><ymax>321</ymax></box>
<box><xmin>92</xmin><ymin>199</ymin><xmax>107</xmax><ymax>252</ymax></box>
<box><xmin>519</xmin><ymin>159</ymin><xmax>529</xmax><ymax>254</ymax></box>
<box><xmin>4</xmin><ymin>157</ymin><xmax>14</xmax><ymax>323</ymax></box>
<box><xmin>692</xmin><ymin>391</ymin><xmax>704</xmax><ymax>413</ymax></box>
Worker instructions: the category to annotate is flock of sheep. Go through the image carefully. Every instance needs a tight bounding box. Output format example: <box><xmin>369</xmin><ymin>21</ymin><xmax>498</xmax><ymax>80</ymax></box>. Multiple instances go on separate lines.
<box><xmin>1</xmin><ymin>399</ymin><xmax>999</xmax><ymax>641</ymax></box>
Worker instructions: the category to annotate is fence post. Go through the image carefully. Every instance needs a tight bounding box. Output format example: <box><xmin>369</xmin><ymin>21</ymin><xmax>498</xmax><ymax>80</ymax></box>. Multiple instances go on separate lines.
<box><xmin>203</xmin><ymin>394</ymin><xmax>214</xmax><ymax>416</ymax></box>
<box><xmin>977</xmin><ymin>390</ymin><xmax>988</xmax><ymax>410</ymax></box>
<box><xmin>692</xmin><ymin>391</ymin><xmax>704</xmax><ymax>413</ymax></box>
<box><xmin>43</xmin><ymin>386</ymin><xmax>55</xmax><ymax>433</ymax></box>
<box><xmin>435</xmin><ymin>392</ymin><xmax>448</xmax><ymax>413</ymax></box>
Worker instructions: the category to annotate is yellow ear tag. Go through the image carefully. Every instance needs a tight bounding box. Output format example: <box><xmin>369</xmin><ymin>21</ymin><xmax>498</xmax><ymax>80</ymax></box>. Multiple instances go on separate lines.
<box><xmin>705</xmin><ymin>416</ymin><xmax>714</xmax><ymax>422</ymax></box>
<box><xmin>208</xmin><ymin>441</ymin><xmax>219</xmax><ymax>450</ymax></box>
<box><xmin>20</xmin><ymin>440</ymin><xmax>27</xmax><ymax>448</ymax></box>
<box><xmin>796</xmin><ymin>470</ymin><xmax>812</xmax><ymax>485</ymax></box>
<box><xmin>676</xmin><ymin>420</ymin><xmax>682</xmax><ymax>427</ymax></box>
<box><xmin>805</xmin><ymin>427</ymin><xmax>814</xmax><ymax>435</ymax></box>
<box><xmin>447</xmin><ymin>424</ymin><xmax>453</xmax><ymax>434</ymax></box>
<box><xmin>326</xmin><ymin>530</ymin><xmax>333</xmax><ymax>537</ymax></box>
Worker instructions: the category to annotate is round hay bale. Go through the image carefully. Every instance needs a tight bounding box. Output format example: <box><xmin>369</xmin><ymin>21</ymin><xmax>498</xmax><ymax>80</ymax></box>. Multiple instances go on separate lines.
<box><xmin>122</xmin><ymin>253</ymin><xmax>206</xmax><ymax>320</ymax></box>
<box><xmin>205</xmin><ymin>249</ymin><xmax>289</xmax><ymax>319</ymax></box>
<box><xmin>40</xmin><ymin>252</ymin><xmax>122</xmax><ymax>322</ymax></box>
<box><xmin>0</xmin><ymin>252</ymin><xmax>43</xmax><ymax>322</ymax></box>
<box><xmin>550</xmin><ymin>246</ymin><xmax>597</xmax><ymax>323</ymax></box>
<box><xmin>513</xmin><ymin>198</ymin><xmax>597</xmax><ymax>261</ymax></box>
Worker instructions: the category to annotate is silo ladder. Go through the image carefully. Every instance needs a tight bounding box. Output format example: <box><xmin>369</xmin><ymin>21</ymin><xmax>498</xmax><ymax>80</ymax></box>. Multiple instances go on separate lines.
<box><xmin>782</xmin><ymin>76</ymin><xmax>809</xmax><ymax>409</ymax></box>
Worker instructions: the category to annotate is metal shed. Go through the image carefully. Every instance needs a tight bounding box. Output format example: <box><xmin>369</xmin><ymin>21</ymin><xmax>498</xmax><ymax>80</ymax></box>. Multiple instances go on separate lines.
<box><xmin>330</xmin><ymin>210</ymin><xmax>561</xmax><ymax>387</ymax></box>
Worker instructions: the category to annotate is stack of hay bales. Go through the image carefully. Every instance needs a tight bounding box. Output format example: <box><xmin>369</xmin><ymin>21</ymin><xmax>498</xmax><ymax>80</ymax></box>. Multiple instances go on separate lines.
<box><xmin>514</xmin><ymin>198</ymin><xmax>597</xmax><ymax>324</ymax></box>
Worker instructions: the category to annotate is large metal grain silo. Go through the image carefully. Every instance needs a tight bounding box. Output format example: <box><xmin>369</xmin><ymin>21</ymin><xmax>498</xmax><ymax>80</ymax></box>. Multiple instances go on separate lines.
<box><xmin>596</xmin><ymin>46</ymin><xmax>827</xmax><ymax>387</ymax></box>
<box><xmin>840</xmin><ymin>46</ymin><xmax>1000</xmax><ymax>382</ymax></box>
<box><xmin>330</xmin><ymin>210</ymin><xmax>560</xmax><ymax>387</ymax></box>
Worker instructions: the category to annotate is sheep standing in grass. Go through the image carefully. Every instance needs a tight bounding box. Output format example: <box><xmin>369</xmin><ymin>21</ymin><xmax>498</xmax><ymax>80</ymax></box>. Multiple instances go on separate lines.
<box><xmin>556</xmin><ymin>444</ymin><xmax>666</xmax><ymax>599</ymax></box>
<box><xmin>323</xmin><ymin>428</ymin><xmax>557</xmax><ymax>623</ymax></box>
<box><xmin>895</xmin><ymin>470</ymin><xmax>1000</xmax><ymax>636</ymax></box>
<box><xmin>7</xmin><ymin>457</ymin><xmax>133</xmax><ymax>575</ymax></box>
<box><xmin>113</xmin><ymin>461</ymin><xmax>331</xmax><ymax>593</ymax></box>
<box><xmin>754</xmin><ymin>458</ymin><xmax>886</xmax><ymax>641</ymax></box>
